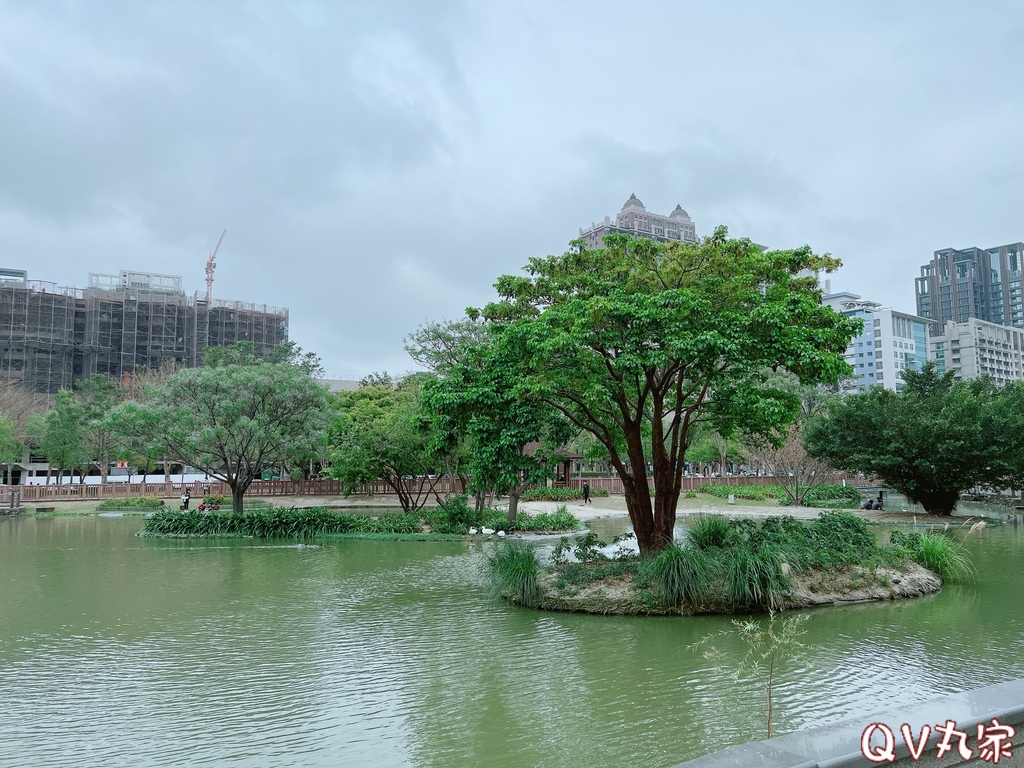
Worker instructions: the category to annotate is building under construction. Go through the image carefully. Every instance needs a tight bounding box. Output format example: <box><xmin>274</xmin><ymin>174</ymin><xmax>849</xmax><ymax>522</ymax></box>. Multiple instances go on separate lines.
<box><xmin>0</xmin><ymin>267</ymin><xmax>288</xmax><ymax>396</ymax></box>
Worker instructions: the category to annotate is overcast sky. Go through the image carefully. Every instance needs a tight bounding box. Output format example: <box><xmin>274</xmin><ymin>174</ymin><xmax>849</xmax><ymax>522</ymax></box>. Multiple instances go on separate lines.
<box><xmin>2</xmin><ymin>2</ymin><xmax>1023</xmax><ymax>378</ymax></box>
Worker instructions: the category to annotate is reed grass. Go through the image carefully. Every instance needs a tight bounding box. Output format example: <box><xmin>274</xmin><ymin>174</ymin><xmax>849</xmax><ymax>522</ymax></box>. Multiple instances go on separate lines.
<box><xmin>724</xmin><ymin>545</ymin><xmax>790</xmax><ymax>610</ymax></box>
<box><xmin>487</xmin><ymin>540</ymin><xmax>541</xmax><ymax>605</ymax></box>
<box><xmin>637</xmin><ymin>541</ymin><xmax>718</xmax><ymax>606</ymax></box>
<box><xmin>891</xmin><ymin>530</ymin><xmax>975</xmax><ymax>583</ymax></box>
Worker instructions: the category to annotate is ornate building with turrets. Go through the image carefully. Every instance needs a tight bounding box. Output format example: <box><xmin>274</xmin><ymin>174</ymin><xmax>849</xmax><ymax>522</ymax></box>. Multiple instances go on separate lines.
<box><xmin>578</xmin><ymin>193</ymin><xmax>697</xmax><ymax>249</ymax></box>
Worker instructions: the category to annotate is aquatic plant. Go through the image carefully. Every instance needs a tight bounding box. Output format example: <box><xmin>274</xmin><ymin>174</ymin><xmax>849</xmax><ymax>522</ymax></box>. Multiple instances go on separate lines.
<box><xmin>487</xmin><ymin>540</ymin><xmax>541</xmax><ymax>605</ymax></box>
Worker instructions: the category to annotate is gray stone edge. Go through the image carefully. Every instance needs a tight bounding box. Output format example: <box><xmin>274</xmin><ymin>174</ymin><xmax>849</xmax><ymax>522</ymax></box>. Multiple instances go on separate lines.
<box><xmin>672</xmin><ymin>677</ymin><xmax>1024</xmax><ymax>767</ymax></box>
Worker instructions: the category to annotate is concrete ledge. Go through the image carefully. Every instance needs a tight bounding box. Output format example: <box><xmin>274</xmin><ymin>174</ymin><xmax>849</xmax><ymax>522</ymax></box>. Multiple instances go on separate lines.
<box><xmin>673</xmin><ymin>678</ymin><xmax>1024</xmax><ymax>767</ymax></box>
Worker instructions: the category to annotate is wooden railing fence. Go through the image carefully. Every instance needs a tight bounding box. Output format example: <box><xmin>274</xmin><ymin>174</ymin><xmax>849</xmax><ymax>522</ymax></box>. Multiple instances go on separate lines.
<box><xmin>6</xmin><ymin>473</ymin><xmax>863</xmax><ymax>503</ymax></box>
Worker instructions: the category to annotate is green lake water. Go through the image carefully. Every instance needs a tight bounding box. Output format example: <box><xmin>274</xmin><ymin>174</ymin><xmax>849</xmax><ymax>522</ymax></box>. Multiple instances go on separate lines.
<box><xmin>2</xmin><ymin>513</ymin><xmax>1024</xmax><ymax>767</ymax></box>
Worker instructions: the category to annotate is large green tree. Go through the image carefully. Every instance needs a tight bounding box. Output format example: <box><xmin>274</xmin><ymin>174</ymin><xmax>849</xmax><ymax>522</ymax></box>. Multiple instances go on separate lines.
<box><xmin>111</xmin><ymin>351</ymin><xmax>329</xmax><ymax>511</ymax></box>
<box><xmin>29</xmin><ymin>389</ymin><xmax>87</xmax><ymax>484</ymax></box>
<box><xmin>477</xmin><ymin>229</ymin><xmax>858</xmax><ymax>555</ymax></box>
<box><xmin>77</xmin><ymin>375</ymin><xmax>122</xmax><ymax>484</ymax></box>
<box><xmin>328</xmin><ymin>376</ymin><xmax>446</xmax><ymax>512</ymax></box>
<box><xmin>419</xmin><ymin>330</ymin><xmax>572</xmax><ymax>522</ymax></box>
<box><xmin>0</xmin><ymin>412</ymin><xmax>22</xmax><ymax>485</ymax></box>
<box><xmin>804</xmin><ymin>363</ymin><xmax>1024</xmax><ymax>515</ymax></box>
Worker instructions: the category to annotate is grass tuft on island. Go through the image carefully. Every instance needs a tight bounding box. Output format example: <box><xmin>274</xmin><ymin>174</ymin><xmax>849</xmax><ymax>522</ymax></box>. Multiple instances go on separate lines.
<box><xmin>139</xmin><ymin>498</ymin><xmax>581</xmax><ymax>540</ymax></box>
<box><xmin>489</xmin><ymin>511</ymin><xmax>970</xmax><ymax>615</ymax></box>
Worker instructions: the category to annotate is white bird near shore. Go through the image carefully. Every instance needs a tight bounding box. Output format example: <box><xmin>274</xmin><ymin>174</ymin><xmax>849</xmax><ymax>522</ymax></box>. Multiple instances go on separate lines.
<box><xmin>481</xmin><ymin>526</ymin><xmax>495</xmax><ymax>535</ymax></box>
<box><xmin>468</xmin><ymin>527</ymin><xmax>478</xmax><ymax>535</ymax></box>
<box><xmin>496</xmin><ymin>530</ymin><xmax>506</xmax><ymax>538</ymax></box>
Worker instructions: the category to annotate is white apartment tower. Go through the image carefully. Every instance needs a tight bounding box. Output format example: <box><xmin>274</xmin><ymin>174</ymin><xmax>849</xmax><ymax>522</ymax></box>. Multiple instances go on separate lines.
<box><xmin>929</xmin><ymin>318</ymin><xmax>1024</xmax><ymax>386</ymax></box>
<box><xmin>822</xmin><ymin>292</ymin><xmax>930</xmax><ymax>392</ymax></box>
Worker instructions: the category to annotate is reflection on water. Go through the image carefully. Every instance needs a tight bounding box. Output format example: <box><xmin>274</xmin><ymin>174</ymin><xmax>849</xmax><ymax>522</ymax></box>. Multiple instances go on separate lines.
<box><xmin>1</xmin><ymin>515</ymin><xmax>1023</xmax><ymax>767</ymax></box>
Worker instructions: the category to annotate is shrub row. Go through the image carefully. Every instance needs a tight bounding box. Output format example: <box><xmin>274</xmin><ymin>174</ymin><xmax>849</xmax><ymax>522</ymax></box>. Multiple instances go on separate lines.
<box><xmin>142</xmin><ymin>499</ymin><xmax>581</xmax><ymax>539</ymax></box>
<box><xmin>698</xmin><ymin>484</ymin><xmax>781</xmax><ymax>501</ymax></box>
<box><xmin>520</xmin><ymin>486</ymin><xmax>609</xmax><ymax>502</ymax></box>
<box><xmin>142</xmin><ymin>507</ymin><xmax>422</xmax><ymax>538</ymax></box>
<box><xmin>698</xmin><ymin>483</ymin><xmax>863</xmax><ymax>506</ymax></box>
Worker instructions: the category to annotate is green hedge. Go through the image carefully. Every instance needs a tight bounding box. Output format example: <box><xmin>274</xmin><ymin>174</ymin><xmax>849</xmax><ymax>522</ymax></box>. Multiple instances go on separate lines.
<box><xmin>698</xmin><ymin>484</ymin><xmax>781</xmax><ymax>501</ymax></box>
<box><xmin>698</xmin><ymin>483</ymin><xmax>862</xmax><ymax>506</ymax></box>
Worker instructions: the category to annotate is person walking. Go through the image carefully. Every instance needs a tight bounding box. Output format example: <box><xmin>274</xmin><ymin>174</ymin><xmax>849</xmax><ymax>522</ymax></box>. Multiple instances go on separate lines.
<box><xmin>582</xmin><ymin>482</ymin><xmax>591</xmax><ymax>505</ymax></box>
<box><xmin>181</xmin><ymin>488</ymin><xmax>190</xmax><ymax>511</ymax></box>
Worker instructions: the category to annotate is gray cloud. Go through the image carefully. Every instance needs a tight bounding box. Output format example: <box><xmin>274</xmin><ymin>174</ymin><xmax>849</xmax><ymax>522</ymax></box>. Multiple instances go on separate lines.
<box><xmin>2</xmin><ymin>0</ymin><xmax>1023</xmax><ymax>377</ymax></box>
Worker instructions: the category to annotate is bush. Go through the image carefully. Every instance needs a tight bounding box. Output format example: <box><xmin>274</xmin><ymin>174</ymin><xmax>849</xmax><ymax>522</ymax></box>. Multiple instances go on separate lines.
<box><xmin>889</xmin><ymin>530</ymin><xmax>974</xmax><ymax>582</ymax></box>
<box><xmin>522</xmin><ymin>505</ymin><xmax>581</xmax><ymax>533</ymax></box>
<box><xmin>688</xmin><ymin>514</ymin><xmax>736</xmax><ymax>550</ymax></box>
<box><xmin>807</xmin><ymin>510</ymin><xmax>876</xmax><ymax>567</ymax></box>
<box><xmin>477</xmin><ymin>506</ymin><xmax>580</xmax><ymax>534</ymax></box>
<box><xmin>204</xmin><ymin>493</ymin><xmax>226</xmax><ymax>506</ymax></box>
<box><xmin>487</xmin><ymin>541</ymin><xmax>541</xmax><ymax>605</ymax></box>
<box><xmin>97</xmin><ymin>496</ymin><xmax>164</xmax><ymax>509</ymax></box>
<box><xmin>423</xmin><ymin>495</ymin><xmax>479</xmax><ymax>534</ymax></box>
<box><xmin>552</xmin><ymin>531</ymin><xmax>608</xmax><ymax>564</ymax></box>
<box><xmin>637</xmin><ymin>541</ymin><xmax>717</xmax><ymax>606</ymax></box>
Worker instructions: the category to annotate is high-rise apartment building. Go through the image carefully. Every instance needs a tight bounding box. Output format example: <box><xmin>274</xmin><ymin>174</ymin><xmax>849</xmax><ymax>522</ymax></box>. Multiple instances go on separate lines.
<box><xmin>915</xmin><ymin>243</ymin><xmax>1024</xmax><ymax>333</ymax></box>
<box><xmin>929</xmin><ymin>318</ymin><xmax>1024</xmax><ymax>387</ymax></box>
<box><xmin>0</xmin><ymin>267</ymin><xmax>288</xmax><ymax>396</ymax></box>
<box><xmin>578</xmin><ymin>194</ymin><xmax>698</xmax><ymax>249</ymax></box>
<box><xmin>823</xmin><ymin>292</ymin><xmax>929</xmax><ymax>393</ymax></box>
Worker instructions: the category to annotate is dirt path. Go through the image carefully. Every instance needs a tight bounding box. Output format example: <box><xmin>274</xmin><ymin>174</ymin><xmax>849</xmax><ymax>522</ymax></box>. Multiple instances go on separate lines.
<box><xmin>25</xmin><ymin>491</ymin><xmax>983</xmax><ymax>526</ymax></box>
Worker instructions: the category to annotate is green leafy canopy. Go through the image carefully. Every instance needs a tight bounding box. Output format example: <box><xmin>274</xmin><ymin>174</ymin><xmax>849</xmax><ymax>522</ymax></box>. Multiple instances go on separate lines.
<box><xmin>474</xmin><ymin>228</ymin><xmax>859</xmax><ymax>554</ymax></box>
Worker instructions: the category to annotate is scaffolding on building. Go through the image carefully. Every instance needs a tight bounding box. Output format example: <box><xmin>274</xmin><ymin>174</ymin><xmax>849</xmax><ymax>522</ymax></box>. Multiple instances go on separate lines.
<box><xmin>0</xmin><ymin>269</ymin><xmax>288</xmax><ymax>398</ymax></box>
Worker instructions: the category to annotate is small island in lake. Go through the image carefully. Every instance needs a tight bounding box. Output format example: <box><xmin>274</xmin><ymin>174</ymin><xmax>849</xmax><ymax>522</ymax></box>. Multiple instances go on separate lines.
<box><xmin>490</xmin><ymin>511</ymin><xmax>972</xmax><ymax>615</ymax></box>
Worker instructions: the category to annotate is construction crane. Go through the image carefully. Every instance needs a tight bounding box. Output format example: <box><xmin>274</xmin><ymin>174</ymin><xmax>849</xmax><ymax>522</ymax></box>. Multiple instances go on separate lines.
<box><xmin>205</xmin><ymin>228</ymin><xmax>227</xmax><ymax>302</ymax></box>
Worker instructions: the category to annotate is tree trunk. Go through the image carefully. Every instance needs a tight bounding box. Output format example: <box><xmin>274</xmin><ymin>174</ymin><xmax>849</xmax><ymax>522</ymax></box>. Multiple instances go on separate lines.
<box><xmin>163</xmin><ymin>457</ymin><xmax>170</xmax><ymax>484</ymax></box>
<box><xmin>231</xmin><ymin>482</ymin><xmax>247</xmax><ymax>513</ymax></box>
<box><xmin>100</xmin><ymin>460</ymin><xmax>108</xmax><ymax>486</ymax></box>
<box><xmin>507</xmin><ymin>485</ymin><xmax>521</xmax><ymax>524</ymax></box>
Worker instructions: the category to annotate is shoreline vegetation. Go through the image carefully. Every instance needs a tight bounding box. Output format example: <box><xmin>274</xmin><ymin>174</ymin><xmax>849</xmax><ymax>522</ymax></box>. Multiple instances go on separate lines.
<box><xmin>139</xmin><ymin>498</ymin><xmax>583</xmax><ymax>539</ymax></box>
<box><xmin>488</xmin><ymin>511</ymin><xmax>976</xmax><ymax>616</ymax></box>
